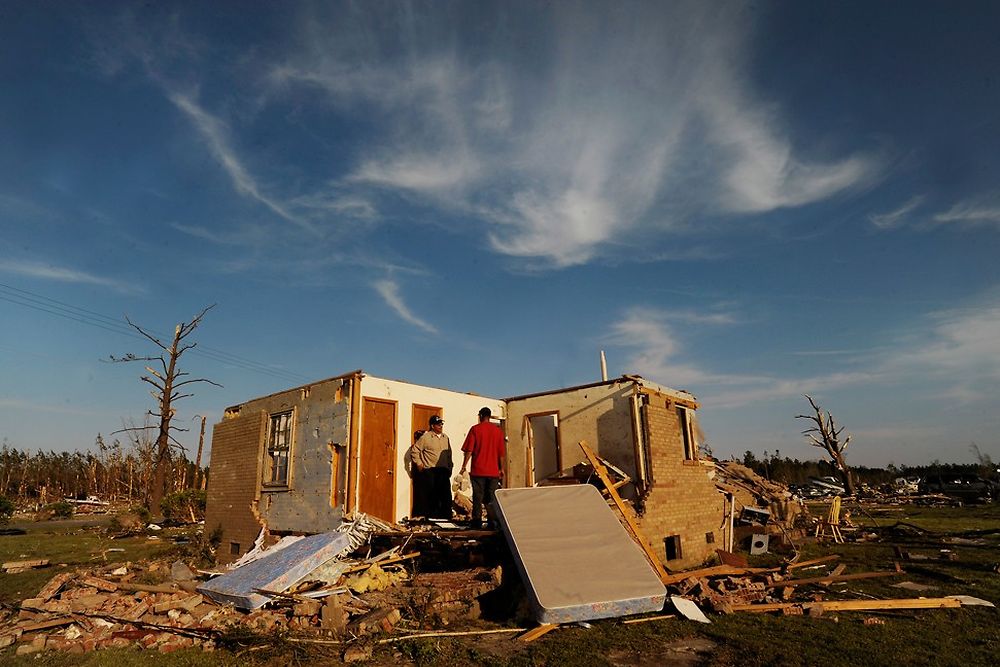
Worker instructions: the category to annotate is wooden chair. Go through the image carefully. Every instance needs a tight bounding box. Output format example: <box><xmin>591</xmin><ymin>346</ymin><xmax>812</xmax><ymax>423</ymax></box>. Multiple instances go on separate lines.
<box><xmin>815</xmin><ymin>495</ymin><xmax>845</xmax><ymax>543</ymax></box>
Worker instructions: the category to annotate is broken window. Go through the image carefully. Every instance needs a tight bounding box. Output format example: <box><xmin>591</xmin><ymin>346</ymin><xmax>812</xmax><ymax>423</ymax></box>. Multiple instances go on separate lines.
<box><xmin>676</xmin><ymin>406</ymin><xmax>697</xmax><ymax>461</ymax></box>
<box><xmin>264</xmin><ymin>410</ymin><xmax>293</xmax><ymax>486</ymax></box>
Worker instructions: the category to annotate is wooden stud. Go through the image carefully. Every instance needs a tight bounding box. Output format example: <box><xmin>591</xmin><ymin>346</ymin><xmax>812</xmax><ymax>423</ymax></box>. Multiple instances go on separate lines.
<box><xmin>578</xmin><ymin>440</ymin><xmax>670</xmax><ymax>582</ymax></box>
<box><xmin>517</xmin><ymin>624</ymin><xmax>558</xmax><ymax>642</ymax></box>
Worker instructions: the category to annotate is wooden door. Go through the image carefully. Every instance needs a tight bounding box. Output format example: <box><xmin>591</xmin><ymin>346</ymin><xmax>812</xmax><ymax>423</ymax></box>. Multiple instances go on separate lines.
<box><xmin>359</xmin><ymin>398</ymin><xmax>396</xmax><ymax>521</ymax></box>
<box><xmin>412</xmin><ymin>404</ymin><xmax>442</xmax><ymax>441</ymax></box>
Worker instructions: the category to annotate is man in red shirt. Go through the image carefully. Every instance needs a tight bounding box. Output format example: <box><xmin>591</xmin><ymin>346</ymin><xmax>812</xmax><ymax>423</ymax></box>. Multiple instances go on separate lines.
<box><xmin>460</xmin><ymin>407</ymin><xmax>505</xmax><ymax>529</ymax></box>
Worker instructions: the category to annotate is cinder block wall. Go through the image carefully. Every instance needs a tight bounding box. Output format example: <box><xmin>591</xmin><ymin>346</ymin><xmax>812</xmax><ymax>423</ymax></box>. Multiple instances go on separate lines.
<box><xmin>636</xmin><ymin>399</ymin><xmax>724</xmax><ymax>570</ymax></box>
<box><xmin>204</xmin><ymin>411</ymin><xmax>265</xmax><ymax>565</ymax></box>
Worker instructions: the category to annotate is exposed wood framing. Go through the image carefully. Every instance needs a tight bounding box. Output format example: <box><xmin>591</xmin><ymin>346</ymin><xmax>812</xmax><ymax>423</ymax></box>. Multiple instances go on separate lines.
<box><xmin>579</xmin><ymin>440</ymin><xmax>670</xmax><ymax>582</ymax></box>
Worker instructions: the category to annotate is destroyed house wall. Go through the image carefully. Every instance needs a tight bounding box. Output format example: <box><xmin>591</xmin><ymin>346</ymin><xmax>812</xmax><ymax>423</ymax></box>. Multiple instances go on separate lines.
<box><xmin>205</xmin><ymin>410</ymin><xmax>266</xmax><ymax>564</ymax></box>
<box><xmin>245</xmin><ymin>377</ymin><xmax>352</xmax><ymax>535</ymax></box>
<box><xmin>504</xmin><ymin>379</ymin><xmax>639</xmax><ymax>490</ymax></box>
<box><xmin>635</xmin><ymin>396</ymin><xmax>724</xmax><ymax>570</ymax></box>
<box><xmin>358</xmin><ymin>376</ymin><xmax>505</xmax><ymax>522</ymax></box>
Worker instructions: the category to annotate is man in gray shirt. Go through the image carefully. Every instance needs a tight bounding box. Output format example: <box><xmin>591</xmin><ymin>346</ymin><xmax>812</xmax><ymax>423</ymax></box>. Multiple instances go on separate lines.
<box><xmin>412</xmin><ymin>415</ymin><xmax>453</xmax><ymax>519</ymax></box>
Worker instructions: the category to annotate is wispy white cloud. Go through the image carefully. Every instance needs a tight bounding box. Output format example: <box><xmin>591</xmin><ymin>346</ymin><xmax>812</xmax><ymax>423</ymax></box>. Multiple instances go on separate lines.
<box><xmin>869</xmin><ymin>195</ymin><xmax>925</xmax><ymax>229</ymax></box>
<box><xmin>266</xmin><ymin>3</ymin><xmax>876</xmax><ymax>268</ymax></box>
<box><xmin>165</xmin><ymin>90</ymin><xmax>318</xmax><ymax>233</ymax></box>
<box><xmin>0</xmin><ymin>259</ymin><xmax>140</xmax><ymax>294</ymax></box>
<box><xmin>611</xmin><ymin>291</ymin><xmax>1000</xmax><ymax>411</ymax></box>
<box><xmin>373</xmin><ymin>279</ymin><xmax>438</xmax><ymax>334</ymax></box>
<box><xmin>933</xmin><ymin>196</ymin><xmax>1000</xmax><ymax>227</ymax></box>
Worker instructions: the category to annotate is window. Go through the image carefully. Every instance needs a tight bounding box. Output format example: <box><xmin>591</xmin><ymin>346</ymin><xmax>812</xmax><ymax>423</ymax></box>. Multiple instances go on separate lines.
<box><xmin>265</xmin><ymin>410</ymin><xmax>293</xmax><ymax>486</ymax></box>
<box><xmin>676</xmin><ymin>406</ymin><xmax>697</xmax><ymax>461</ymax></box>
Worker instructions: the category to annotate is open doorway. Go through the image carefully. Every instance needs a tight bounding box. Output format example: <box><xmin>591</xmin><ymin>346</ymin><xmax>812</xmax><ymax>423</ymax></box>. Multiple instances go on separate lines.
<box><xmin>527</xmin><ymin>412</ymin><xmax>560</xmax><ymax>485</ymax></box>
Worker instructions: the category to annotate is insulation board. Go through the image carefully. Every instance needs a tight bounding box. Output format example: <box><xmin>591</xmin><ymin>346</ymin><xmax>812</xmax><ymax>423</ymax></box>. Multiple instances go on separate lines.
<box><xmin>197</xmin><ymin>531</ymin><xmax>351</xmax><ymax>610</ymax></box>
<box><xmin>494</xmin><ymin>485</ymin><xmax>666</xmax><ymax>623</ymax></box>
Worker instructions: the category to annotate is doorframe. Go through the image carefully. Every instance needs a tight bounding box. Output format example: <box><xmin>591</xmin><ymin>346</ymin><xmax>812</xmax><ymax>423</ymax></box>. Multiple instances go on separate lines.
<box><xmin>358</xmin><ymin>396</ymin><xmax>399</xmax><ymax>521</ymax></box>
<box><xmin>524</xmin><ymin>410</ymin><xmax>561</xmax><ymax>486</ymax></box>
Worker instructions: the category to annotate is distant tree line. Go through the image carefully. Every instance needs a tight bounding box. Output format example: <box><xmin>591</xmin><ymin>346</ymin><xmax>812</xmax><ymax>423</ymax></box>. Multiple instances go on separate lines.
<box><xmin>0</xmin><ymin>427</ymin><xmax>206</xmax><ymax>509</ymax></box>
<box><xmin>737</xmin><ymin>448</ymin><xmax>997</xmax><ymax>488</ymax></box>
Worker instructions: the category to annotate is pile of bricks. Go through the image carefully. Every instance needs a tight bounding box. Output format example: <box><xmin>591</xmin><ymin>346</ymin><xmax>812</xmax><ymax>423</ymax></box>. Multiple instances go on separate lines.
<box><xmin>2</xmin><ymin>562</ymin><xmax>505</xmax><ymax>655</ymax></box>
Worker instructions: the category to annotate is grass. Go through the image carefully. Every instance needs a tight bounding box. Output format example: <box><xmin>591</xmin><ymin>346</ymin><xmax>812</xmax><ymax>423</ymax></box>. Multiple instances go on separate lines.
<box><xmin>0</xmin><ymin>517</ymin><xmax>176</xmax><ymax>606</ymax></box>
<box><xmin>1</xmin><ymin>504</ymin><xmax>998</xmax><ymax>666</ymax></box>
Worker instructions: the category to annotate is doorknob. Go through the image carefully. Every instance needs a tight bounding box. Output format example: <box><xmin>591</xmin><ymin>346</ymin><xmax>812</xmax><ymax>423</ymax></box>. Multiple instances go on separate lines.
<box><xmin>387</xmin><ymin>470</ymin><xmax>393</xmax><ymax>475</ymax></box>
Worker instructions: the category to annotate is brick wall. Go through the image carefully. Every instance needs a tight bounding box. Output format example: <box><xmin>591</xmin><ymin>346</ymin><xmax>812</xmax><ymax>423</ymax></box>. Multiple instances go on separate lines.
<box><xmin>204</xmin><ymin>411</ymin><xmax>265</xmax><ymax>565</ymax></box>
<box><xmin>636</xmin><ymin>399</ymin><xmax>724</xmax><ymax>570</ymax></box>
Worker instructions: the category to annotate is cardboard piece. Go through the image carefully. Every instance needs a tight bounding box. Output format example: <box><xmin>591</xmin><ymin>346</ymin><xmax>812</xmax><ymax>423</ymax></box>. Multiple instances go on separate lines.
<box><xmin>494</xmin><ymin>485</ymin><xmax>666</xmax><ymax>624</ymax></box>
<box><xmin>197</xmin><ymin>531</ymin><xmax>351</xmax><ymax>610</ymax></box>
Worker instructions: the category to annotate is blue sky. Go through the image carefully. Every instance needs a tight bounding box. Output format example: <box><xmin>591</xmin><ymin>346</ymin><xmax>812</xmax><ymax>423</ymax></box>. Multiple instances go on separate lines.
<box><xmin>2</xmin><ymin>1</ymin><xmax>999</xmax><ymax>467</ymax></box>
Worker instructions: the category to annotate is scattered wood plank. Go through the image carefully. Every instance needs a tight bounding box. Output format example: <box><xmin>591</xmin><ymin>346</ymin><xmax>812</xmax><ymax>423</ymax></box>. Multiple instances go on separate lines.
<box><xmin>730</xmin><ymin>597</ymin><xmax>962</xmax><ymax>614</ymax></box>
<box><xmin>763</xmin><ymin>571</ymin><xmax>901</xmax><ymax>589</ymax></box>
<box><xmin>517</xmin><ymin>624</ymin><xmax>558</xmax><ymax>642</ymax></box>
<box><xmin>342</xmin><ymin>552</ymin><xmax>419</xmax><ymax>574</ymax></box>
<box><xmin>662</xmin><ymin>565</ymin><xmax>767</xmax><ymax>585</ymax></box>
<box><xmin>622</xmin><ymin>614</ymin><xmax>676</xmax><ymax>625</ymax></box>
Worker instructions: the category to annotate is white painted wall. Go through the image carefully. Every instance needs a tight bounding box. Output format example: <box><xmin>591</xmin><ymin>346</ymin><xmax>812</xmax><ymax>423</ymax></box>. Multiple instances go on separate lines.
<box><xmin>359</xmin><ymin>375</ymin><xmax>504</xmax><ymax>522</ymax></box>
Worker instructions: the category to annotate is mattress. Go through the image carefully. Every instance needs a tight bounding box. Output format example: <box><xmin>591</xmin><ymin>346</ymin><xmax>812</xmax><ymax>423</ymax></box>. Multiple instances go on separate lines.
<box><xmin>494</xmin><ymin>485</ymin><xmax>666</xmax><ymax>623</ymax></box>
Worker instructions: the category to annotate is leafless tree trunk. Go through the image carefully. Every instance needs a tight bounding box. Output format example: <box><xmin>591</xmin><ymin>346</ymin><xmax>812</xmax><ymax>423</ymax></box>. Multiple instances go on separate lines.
<box><xmin>111</xmin><ymin>306</ymin><xmax>221</xmax><ymax>515</ymax></box>
<box><xmin>192</xmin><ymin>415</ymin><xmax>206</xmax><ymax>489</ymax></box>
<box><xmin>797</xmin><ymin>394</ymin><xmax>856</xmax><ymax>496</ymax></box>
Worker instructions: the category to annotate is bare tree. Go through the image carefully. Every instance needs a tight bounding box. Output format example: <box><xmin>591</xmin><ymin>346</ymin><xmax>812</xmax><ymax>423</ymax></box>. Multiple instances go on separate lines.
<box><xmin>796</xmin><ymin>394</ymin><xmax>856</xmax><ymax>496</ymax></box>
<box><xmin>111</xmin><ymin>306</ymin><xmax>221</xmax><ymax>513</ymax></box>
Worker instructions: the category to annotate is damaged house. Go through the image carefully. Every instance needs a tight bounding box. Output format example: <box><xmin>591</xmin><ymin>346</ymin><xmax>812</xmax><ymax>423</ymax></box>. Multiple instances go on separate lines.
<box><xmin>205</xmin><ymin>371</ymin><xmax>726</xmax><ymax>570</ymax></box>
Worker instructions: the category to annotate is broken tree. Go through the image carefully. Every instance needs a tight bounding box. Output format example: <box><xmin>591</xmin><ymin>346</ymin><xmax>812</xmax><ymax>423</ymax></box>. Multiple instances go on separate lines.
<box><xmin>110</xmin><ymin>306</ymin><xmax>221</xmax><ymax>513</ymax></box>
<box><xmin>797</xmin><ymin>395</ymin><xmax>856</xmax><ymax>496</ymax></box>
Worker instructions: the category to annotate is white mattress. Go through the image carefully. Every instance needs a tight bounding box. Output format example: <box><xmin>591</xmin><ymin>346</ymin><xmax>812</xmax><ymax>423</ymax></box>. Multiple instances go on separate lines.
<box><xmin>494</xmin><ymin>485</ymin><xmax>666</xmax><ymax>623</ymax></box>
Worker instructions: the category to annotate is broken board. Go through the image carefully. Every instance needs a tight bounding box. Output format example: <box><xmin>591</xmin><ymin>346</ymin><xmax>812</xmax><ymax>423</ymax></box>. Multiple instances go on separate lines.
<box><xmin>494</xmin><ymin>485</ymin><xmax>666</xmax><ymax>624</ymax></box>
<box><xmin>197</xmin><ymin>531</ymin><xmax>351</xmax><ymax>610</ymax></box>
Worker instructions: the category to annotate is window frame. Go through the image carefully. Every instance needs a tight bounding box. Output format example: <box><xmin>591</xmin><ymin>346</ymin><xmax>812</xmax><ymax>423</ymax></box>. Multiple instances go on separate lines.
<box><xmin>676</xmin><ymin>405</ymin><xmax>698</xmax><ymax>461</ymax></box>
<box><xmin>263</xmin><ymin>409</ymin><xmax>295</xmax><ymax>488</ymax></box>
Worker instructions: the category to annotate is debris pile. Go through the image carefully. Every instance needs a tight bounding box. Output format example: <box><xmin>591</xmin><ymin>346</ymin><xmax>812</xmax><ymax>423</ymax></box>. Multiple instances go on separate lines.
<box><xmin>1</xmin><ymin>514</ymin><xmax>508</xmax><ymax>656</ymax></box>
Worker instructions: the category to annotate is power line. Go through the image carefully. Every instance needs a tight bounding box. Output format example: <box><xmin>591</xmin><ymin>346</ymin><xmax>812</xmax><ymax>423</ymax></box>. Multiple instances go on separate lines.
<box><xmin>0</xmin><ymin>282</ymin><xmax>310</xmax><ymax>384</ymax></box>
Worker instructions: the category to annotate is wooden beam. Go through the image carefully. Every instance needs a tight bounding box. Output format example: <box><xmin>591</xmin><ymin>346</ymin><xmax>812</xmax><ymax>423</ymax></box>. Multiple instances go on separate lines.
<box><xmin>730</xmin><ymin>597</ymin><xmax>962</xmax><ymax>613</ymax></box>
<box><xmin>578</xmin><ymin>440</ymin><xmax>670</xmax><ymax>582</ymax></box>
<box><xmin>517</xmin><ymin>624</ymin><xmax>558</xmax><ymax>642</ymax></box>
<box><xmin>764</xmin><ymin>571</ymin><xmax>902</xmax><ymax>589</ymax></box>
<box><xmin>812</xmin><ymin>598</ymin><xmax>961</xmax><ymax>612</ymax></box>
<box><xmin>662</xmin><ymin>564</ymin><xmax>768</xmax><ymax>585</ymax></box>
<box><xmin>784</xmin><ymin>555</ymin><xmax>840</xmax><ymax>570</ymax></box>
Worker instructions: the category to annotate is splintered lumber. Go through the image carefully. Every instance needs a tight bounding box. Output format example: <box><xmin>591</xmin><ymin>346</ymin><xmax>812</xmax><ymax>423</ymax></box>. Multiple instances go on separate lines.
<box><xmin>763</xmin><ymin>571</ymin><xmax>902</xmax><ymax>589</ymax></box>
<box><xmin>579</xmin><ymin>440</ymin><xmax>670</xmax><ymax>582</ymax></box>
<box><xmin>343</xmin><ymin>552</ymin><xmax>419</xmax><ymax>573</ymax></box>
<box><xmin>517</xmin><ymin>624</ymin><xmax>558</xmax><ymax>642</ymax></box>
<box><xmin>662</xmin><ymin>565</ymin><xmax>766</xmax><ymax>585</ymax></box>
<box><xmin>731</xmin><ymin>597</ymin><xmax>962</xmax><ymax>613</ymax></box>
<box><xmin>18</xmin><ymin>617</ymin><xmax>76</xmax><ymax>632</ymax></box>
<box><xmin>622</xmin><ymin>614</ymin><xmax>676</xmax><ymax>624</ymax></box>
<box><xmin>784</xmin><ymin>555</ymin><xmax>840</xmax><ymax>571</ymax></box>
<box><xmin>819</xmin><ymin>564</ymin><xmax>847</xmax><ymax>584</ymax></box>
